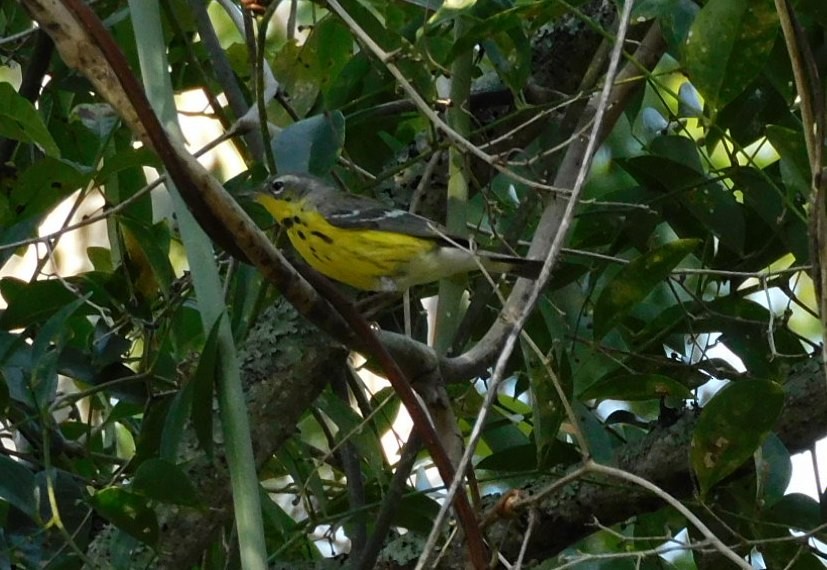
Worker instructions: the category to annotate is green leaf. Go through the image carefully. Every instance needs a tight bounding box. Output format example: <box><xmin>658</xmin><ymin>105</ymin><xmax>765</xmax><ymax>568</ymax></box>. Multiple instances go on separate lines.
<box><xmin>796</xmin><ymin>0</ymin><xmax>827</xmax><ymax>27</ymax></box>
<box><xmin>269</xmin><ymin>16</ymin><xmax>355</xmax><ymax>120</ymax></box>
<box><xmin>0</xmin><ymin>81</ymin><xmax>60</xmax><ymax>157</ymax></box>
<box><xmin>476</xmin><ymin>443</ymin><xmax>536</xmax><ymax>472</ymax></box>
<box><xmin>680</xmin><ymin>183</ymin><xmax>745</xmax><ymax>254</ymax></box>
<box><xmin>29</xmin><ymin>294</ymin><xmax>88</xmax><ymax>406</ymax></box>
<box><xmin>650</xmin><ymin>135</ymin><xmax>704</xmax><ymax>173</ymax></box>
<box><xmin>160</xmin><ymin>382</ymin><xmax>193</xmax><ymax>461</ymax></box>
<box><xmin>119</xmin><ymin>217</ymin><xmax>175</xmax><ymax>297</ymax></box>
<box><xmin>94</xmin><ymin>147</ymin><xmax>161</xmax><ymax>184</ymax></box>
<box><xmin>593</xmin><ymin>239</ymin><xmax>699</xmax><ymax>339</ymax></box>
<box><xmin>132</xmin><ymin>458</ymin><xmax>203</xmax><ymax>508</ymax></box>
<box><xmin>755</xmin><ymin>433</ymin><xmax>791</xmax><ymax>508</ymax></box>
<box><xmin>278</xmin><ymin>440</ymin><xmax>329</xmax><ymax>512</ymax></box>
<box><xmin>728</xmin><ymin>166</ymin><xmax>808</xmax><ymax>263</ymax></box>
<box><xmin>10</xmin><ymin>157</ymin><xmax>86</xmax><ymax>219</ymax></box>
<box><xmin>274</xmin><ymin>112</ymin><xmax>346</xmax><ymax>177</ymax></box>
<box><xmin>524</xmin><ymin>345</ymin><xmax>571</xmax><ymax>469</ymax></box>
<box><xmin>90</xmin><ymin>487</ymin><xmax>159</xmax><ymax>545</ymax></box>
<box><xmin>618</xmin><ymin>155</ymin><xmax>746</xmax><ymax>253</ymax></box>
<box><xmin>0</xmin><ymin>278</ymin><xmax>91</xmax><ymax>330</ymax></box>
<box><xmin>393</xmin><ymin>492</ymin><xmax>440</xmax><ymax>535</ymax></box>
<box><xmin>324</xmin><ymin>54</ymin><xmax>372</xmax><ymax>110</ymax></box>
<box><xmin>646</xmin><ymin>0</ymin><xmax>699</xmax><ymax>55</ymax></box>
<box><xmin>691</xmin><ymin>380</ymin><xmax>784</xmax><ymax>497</ymax></box>
<box><xmin>580</xmin><ymin>373</ymin><xmax>693</xmax><ymax>402</ymax></box>
<box><xmin>0</xmin><ymin>159</ymin><xmax>86</xmax><ymax>270</ymax></box>
<box><xmin>87</xmin><ymin>246</ymin><xmax>115</xmax><ymax>273</ymax></box>
<box><xmin>683</xmin><ymin>0</ymin><xmax>779</xmax><ymax>112</ymax></box>
<box><xmin>0</xmin><ymin>455</ymin><xmax>38</xmax><ymax>519</ymax></box>
<box><xmin>766</xmin><ymin>493</ymin><xmax>821</xmax><ymax>531</ymax></box>
<box><xmin>481</xmin><ymin>30</ymin><xmax>530</xmax><ymax>92</ymax></box>
<box><xmin>575</xmin><ymin>402</ymin><xmax>617</xmax><ymax>464</ymax></box>
<box><xmin>0</xmin><ymin>369</ymin><xmax>8</xmax><ymax>414</ymax></box>
<box><xmin>315</xmin><ymin>389</ymin><xmax>385</xmax><ymax>476</ymax></box>
<box><xmin>481</xmin><ymin>401</ymin><xmax>531</xmax><ymax>452</ymax></box>
<box><xmin>434</xmin><ymin>0</ymin><xmax>571</xmax><ymax>49</ymax></box>
<box><xmin>765</xmin><ymin>124</ymin><xmax>811</xmax><ymax>187</ymax></box>
<box><xmin>35</xmin><ymin>469</ymin><xmax>87</xmax><ymax>540</ymax></box>
<box><xmin>190</xmin><ymin>318</ymin><xmax>222</xmax><ymax>456</ymax></box>
<box><xmin>435</xmin><ymin>0</ymin><xmax>535</xmax><ymax>91</ymax></box>
<box><xmin>367</xmin><ymin>387</ymin><xmax>401</xmax><ymax>437</ymax></box>
<box><xmin>260</xmin><ymin>488</ymin><xmax>317</xmax><ymax>557</ymax></box>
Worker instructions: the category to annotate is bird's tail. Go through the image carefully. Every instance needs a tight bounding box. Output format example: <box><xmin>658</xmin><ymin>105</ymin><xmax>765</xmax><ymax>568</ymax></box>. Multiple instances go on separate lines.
<box><xmin>480</xmin><ymin>253</ymin><xmax>544</xmax><ymax>280</ymax></box>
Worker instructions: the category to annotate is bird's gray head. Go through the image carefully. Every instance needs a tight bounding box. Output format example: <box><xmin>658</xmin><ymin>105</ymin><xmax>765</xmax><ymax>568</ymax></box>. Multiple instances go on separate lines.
<box><xmin>263</xmin><ymin>173</ymin><xmax>334</xmax><ymax>203</ymax></box>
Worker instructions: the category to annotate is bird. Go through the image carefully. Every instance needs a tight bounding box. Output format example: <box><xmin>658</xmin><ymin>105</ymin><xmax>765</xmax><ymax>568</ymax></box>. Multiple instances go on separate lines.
<box><xmin>254</xmin><ymin>172</ymin><xmax>544</xmax><ymax>292</ymax></box>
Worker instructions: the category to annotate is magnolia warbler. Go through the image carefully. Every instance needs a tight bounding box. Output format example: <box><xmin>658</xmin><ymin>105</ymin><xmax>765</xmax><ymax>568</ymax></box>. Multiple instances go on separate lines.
<box><xmin>255</xmin><ymin>173</ymin><xmax>543</xmax><ymax>292</ymax></box>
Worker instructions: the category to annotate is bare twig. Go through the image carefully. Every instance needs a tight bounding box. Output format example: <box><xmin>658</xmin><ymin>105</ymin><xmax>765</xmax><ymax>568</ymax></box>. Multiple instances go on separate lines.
<box><xmin>513</xmin><ymin>508</ymin><xmax>538</xmax><ymax>570</ymax></box>
<box><xmin>584</xmin><ymin>462</ymin><xmax>751</xmax><ymax>569</ymax></box>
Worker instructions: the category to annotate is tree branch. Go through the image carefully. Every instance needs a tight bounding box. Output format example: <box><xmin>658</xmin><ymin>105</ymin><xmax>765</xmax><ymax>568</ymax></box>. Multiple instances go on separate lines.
<box><xmin>487</xmin><ymin>357</ymin><xmax>827</xmax><ymax>562</ymax></box>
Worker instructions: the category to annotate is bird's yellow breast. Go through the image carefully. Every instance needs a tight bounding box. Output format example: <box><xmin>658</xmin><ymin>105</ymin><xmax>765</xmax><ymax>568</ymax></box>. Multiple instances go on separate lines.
<box><xmin>257</xmin><ymin>194</ymin><xmax>437</xmax><ymax>291</ymax></box>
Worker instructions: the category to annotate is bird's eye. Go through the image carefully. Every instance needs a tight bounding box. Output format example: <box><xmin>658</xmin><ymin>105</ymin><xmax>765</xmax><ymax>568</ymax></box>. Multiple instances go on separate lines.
<box><xmin>270</xmin><ymin>179</ymin><xmax>285</xmax><ymax>194</ymax></box>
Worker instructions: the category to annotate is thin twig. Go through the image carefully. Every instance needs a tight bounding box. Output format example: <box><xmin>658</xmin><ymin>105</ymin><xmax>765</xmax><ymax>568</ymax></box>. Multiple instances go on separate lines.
<box><xmin>512</xmin><ymin>508</ymin><xmax>538</xmax><ymax>570</ymax></box>
<box><xmin>585</xmin><ymin>462</ymin><xmax>752</xmax><ymax>569</ymax></box>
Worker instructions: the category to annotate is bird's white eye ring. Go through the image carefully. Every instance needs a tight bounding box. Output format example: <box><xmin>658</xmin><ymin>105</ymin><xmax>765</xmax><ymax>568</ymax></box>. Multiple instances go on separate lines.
<box><xmin>270</xmin><ymin>179</ymin><xmax>285</xmax><ymax>194</ymax></box>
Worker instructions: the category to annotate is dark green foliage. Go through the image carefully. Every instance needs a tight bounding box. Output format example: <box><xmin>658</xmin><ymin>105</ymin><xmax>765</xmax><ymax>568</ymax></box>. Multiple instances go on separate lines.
<box><xmin>1</xmin><ymin>0</ymin><xmax>825</xmax><ymax>567</ymax></box>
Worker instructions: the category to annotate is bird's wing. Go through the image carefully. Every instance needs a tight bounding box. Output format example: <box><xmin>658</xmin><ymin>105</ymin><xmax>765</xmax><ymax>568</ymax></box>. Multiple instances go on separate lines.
<box><xmin>317</xmin><ymin>194</ymin><xmax>469</xmax><ymax>245</ymax></box>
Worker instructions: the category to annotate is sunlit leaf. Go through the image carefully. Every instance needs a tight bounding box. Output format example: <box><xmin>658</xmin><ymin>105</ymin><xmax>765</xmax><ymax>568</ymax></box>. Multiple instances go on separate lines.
<box><xmin>684</xmin><ymin>0</ymin><xmax>779</xmax><ymax>112</ymax></box>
